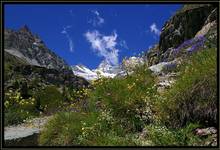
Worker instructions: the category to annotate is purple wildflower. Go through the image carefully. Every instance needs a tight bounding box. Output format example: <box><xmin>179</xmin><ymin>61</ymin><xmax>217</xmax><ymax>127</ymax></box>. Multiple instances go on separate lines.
<box><xmin>173</xmin><ymin>35</ymin><xmax>206</xmax><ymax>55</ymax></box>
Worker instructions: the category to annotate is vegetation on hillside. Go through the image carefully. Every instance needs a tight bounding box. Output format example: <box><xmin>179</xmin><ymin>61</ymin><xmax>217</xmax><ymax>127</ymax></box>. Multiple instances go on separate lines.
<box><xmin>4</xmin><ymin>51</ymin><xmax>88</xmax><ymax>126</ymax></box>
<box><xmin>156</xmin><ymin>48</ymin><xmax>217</xmax><ymax>128</ymax></box>
<box><xmin>38</xmin><ymin>45</ymin><xmax>217</xmax><ymax>146</ymax></box>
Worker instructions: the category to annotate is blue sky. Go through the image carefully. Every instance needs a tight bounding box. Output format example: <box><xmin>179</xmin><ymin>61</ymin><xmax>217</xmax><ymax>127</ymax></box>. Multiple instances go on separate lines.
<box><xmin>4</xmin><ymin>4</ymin><xmax>182</xmax><ymax>69</ymax></box>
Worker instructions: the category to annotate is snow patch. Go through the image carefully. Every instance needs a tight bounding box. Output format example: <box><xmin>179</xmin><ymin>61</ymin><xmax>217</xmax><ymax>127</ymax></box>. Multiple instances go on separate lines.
<box><xmin>71</xmin><ymin>61</ymin><xmax>119</xmax><ymax>81</ymax></box>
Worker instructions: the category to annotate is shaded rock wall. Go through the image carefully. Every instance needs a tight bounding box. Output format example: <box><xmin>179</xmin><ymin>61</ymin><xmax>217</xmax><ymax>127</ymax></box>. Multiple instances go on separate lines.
<box><xmin>146</xmin><ymin>4</ymin><xmax>217</xmax><ymax>66</ymax></box>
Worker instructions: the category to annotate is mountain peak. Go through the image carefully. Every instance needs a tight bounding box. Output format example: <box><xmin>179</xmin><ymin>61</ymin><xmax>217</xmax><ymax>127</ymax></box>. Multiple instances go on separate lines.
<box><xmin>97</xmin><ymin>60</ymin><xmax>112</xmax><ymax>71</ymax></box>
<box><xmin>4</xmin><ymin>26</ymin><xmax>69</xmax><ymax>70</ymax></box>
<box><xmin>19</xmin><ymin>25</ymin><xmax>31</xmax><ymax>33</ymax></box>
<box><xmin>71</xmin><ymin>60</ymin><xmax>121</xmax><ymax>81</ymax></box>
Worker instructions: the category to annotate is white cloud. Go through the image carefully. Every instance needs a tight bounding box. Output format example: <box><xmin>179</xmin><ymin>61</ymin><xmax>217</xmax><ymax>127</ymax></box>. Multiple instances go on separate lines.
<box><xmin>93</xmin><ymin>10</ymin><xmax>99</xmax><ymax>16</ymax></box>
<box><xmin>119</xmin><ymin>40</ymin><xmax>128</xmax><ymax>49</ymax></box>
<box><xmin>150</xmin><ymin>23</ymin><xmax>161</xmax><ymax>36</ymax></box>
<box><xmin>88</xmin><ymin>10</ymin><xmax>105</xmax><ymax>27</ymax></box>
<box><xmin>61</xmin><ymin>25</ymin><xmax>74</xmax><ymax>52</ymax></box>
<box><xmin>84</xmin><ymin>30</ymin><xmax>119</xmax><ymax>66</ymax></box>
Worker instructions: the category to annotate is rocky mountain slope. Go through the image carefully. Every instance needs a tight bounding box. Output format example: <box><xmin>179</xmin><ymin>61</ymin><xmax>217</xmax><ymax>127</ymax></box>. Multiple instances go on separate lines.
<box><xmin>4</xmin><ymin>25</ymin><xmax>69</xmax><ymax>70</ymax></box>
<box><xmin>4</xmin><ymin>26</ymin><xmax>89</xmax><ymax>131</ymax></box>
<box><xmin>4</xmin><ymin>25</ymin><xmax>89</xmax><ymax>90</ymax></box>
<box><xmin>145</xmin><ymin>4</ymin><xmax>217</xmax><ymax>94</ymax></box>
<box><xmin>146</xmin><ymin>4</ymin><xmax>217</xmax><ymax>66</ymax></box>
<box><xmin>4</xmin><ymin>33</ymin><xmax>89</xmax><ymax>94</ymax></box>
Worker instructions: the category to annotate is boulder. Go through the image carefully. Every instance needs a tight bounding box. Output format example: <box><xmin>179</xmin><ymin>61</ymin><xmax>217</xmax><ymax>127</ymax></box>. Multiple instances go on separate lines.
<box><xmin>148</xmin><ymin>59</ymin><xmax>179</xmax><ymax>75</ymax></box>
<box><xmin>195</xmin><ymin>127</ymin><xmax>217</xmax><ymax>136</ymax></box>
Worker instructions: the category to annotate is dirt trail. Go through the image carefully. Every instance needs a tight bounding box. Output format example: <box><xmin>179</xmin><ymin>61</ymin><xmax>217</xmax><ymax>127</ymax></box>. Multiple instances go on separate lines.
<box><xmin>4</xmin><ymin>115</ymin><xmax>52</xmax><ymax>141</ymax></box>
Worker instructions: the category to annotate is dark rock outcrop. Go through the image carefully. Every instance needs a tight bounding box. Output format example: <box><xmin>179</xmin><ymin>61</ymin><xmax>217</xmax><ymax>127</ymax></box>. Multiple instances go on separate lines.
<box><xmin>146</xmin><ymin>4</ymin><xmax>217</xmax><ymax>66</ymax></box>
<box><xmin>159</xmin><ymin>4</ymin><xmax>215</xmax><ymax>53</ymax></box>
<box><xmin>145</xmin><ymin>44</ymin><xmax>160</xmax><ymax>66</ymax></box>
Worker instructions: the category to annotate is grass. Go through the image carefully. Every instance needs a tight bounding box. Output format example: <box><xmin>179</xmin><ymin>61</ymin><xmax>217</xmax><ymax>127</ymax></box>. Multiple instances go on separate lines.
<box><xmin>39</xmin><ymin>64</ymin><xmax>156</xmax><ymax>146</ymax></box>
<box><xmin>39</xmin><ymin>112</ymin><xmax>88</xmax><ymax>146</ymax></box>
<box><xmin>34</xmin><ymin>85</ymin><xmax>64</xmax><ymax>114</ymax></box>
<box><xmin>142</xmin><ymin>123</ymin><xmax>203</xmax><ymax>146</ymax></box>
<box><xmin>39</xmin><ymin>111</ymin><xmax>137</xmax><ymax>146</ymax></box>
<box><xmin>39</xmin><ymin>47</ymin><xmax>217</xmax><ymax>146</ymax></box>
<box><xmin>29</xmin><ymin>45</ymin><xmax>218</xmax><ymax>146</ymax></box>
<box><xmin>156</xmin><ymin>48</ymin><xmax>217</xmax><ymax>128</ymax></box>
<box><xmin>88</xmin><ymin>64</ymin><xmax>157</xmax><ymax>132</ymax></box>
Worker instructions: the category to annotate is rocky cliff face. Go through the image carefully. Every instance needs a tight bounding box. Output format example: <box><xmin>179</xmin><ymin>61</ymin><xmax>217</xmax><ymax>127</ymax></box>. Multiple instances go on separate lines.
<box><xmin>144</xmin><ymin>4</ymin><xmax>217</xmax><ymax>95</ymax></box>
<box><xmin>147</xmin><ymin>4</ymin><xmax>217</xmax><ymax>66</ymax></box>
<box><xmin>159</xmin><ymin>4</ymin><xmax>215</xmax><ymax>52</ymax></box>
<box><xmin>4</xmin><ymin>26</ymin><xmax>89</xmax><ymax>96</ymax></box>
<box><xmin>4</xmin><ymin>51</ymin><xmax>89</xmax><ymax>93</ymax></box>
<box><xmin>4</xmin><ymin>25</ymin><xmax>69</xmax><ymax>70</ymax></box>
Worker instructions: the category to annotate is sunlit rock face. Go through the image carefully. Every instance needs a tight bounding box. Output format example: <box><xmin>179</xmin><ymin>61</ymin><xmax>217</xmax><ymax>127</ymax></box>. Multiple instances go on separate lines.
<box><xmin>122</xmin><ymin>56</ymin><xmax>144</xmax><ymax>71</ymax></box>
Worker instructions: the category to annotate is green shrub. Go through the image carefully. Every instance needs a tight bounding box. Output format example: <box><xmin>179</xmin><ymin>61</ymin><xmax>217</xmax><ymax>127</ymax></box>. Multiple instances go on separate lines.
<box><xmin>40</xmin><ymin>110</ymin><xmax>136</xmax><ymax>146</ymax></box>
<box><xmin>65</xmin><ymin>87</ymin><xmax>90</xmax><ymax>112</ymax></box>
<box><xmin>156</xmin><ymin>48</ymin><xmax>217</xmax><ymax>128</ymax></box>
<box><xmin>34</xmin><ymin>85</ymin><xmax>64</xmax><ymax>113</ymax></box>
<box><xmin>39</xmin><ymin>112</ymin><xmax>90</xmax><ymax>146</ymax></box>
<box><xmin>143</xmin><ymin>123</ymin><xmax>203</xmax><ymax>146</ymax></box>
<box><xmin>77</xmin><ymin>109</ymin><xmax>137</xmax><ymax>146</ymax></box>
<box><xmin>79</xmin><ymin>130</ymin><xmax>136</xmax><ymax>146</ymax></box>
<box><xmin>88</xmin><ymin>64</ymin><xmax>157</xmax><ymax>132</ymax></box>
<box><xmin>4</xmin><ymin>90</ymin><xmax>38</xmax><ymax>126</ymax></box>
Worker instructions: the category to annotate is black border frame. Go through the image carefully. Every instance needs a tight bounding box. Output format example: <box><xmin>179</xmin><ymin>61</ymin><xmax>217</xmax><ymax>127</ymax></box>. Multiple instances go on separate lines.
<box><xmin>1</xmin><ymin>1</ymin><xmax>219</xmax><ymax>149</ymax></box>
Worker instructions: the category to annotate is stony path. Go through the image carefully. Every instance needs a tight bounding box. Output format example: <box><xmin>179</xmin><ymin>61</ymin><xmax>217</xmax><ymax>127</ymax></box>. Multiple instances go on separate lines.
<box><xmin>4</xmin><ymin>115</ymin><xmax>52</xmax><ymax>141</ymax></box>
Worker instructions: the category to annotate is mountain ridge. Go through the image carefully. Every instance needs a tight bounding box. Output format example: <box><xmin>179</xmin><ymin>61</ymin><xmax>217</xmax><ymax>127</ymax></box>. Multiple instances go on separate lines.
<box><xmin>4</xmin><ymin>25</ymin><xmax>69</xmax><ymax>70</ymax></box>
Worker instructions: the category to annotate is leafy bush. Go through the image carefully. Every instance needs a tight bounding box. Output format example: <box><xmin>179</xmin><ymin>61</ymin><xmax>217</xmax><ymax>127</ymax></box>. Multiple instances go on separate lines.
<box><xmin>34</xmin><ymin>85</ymin><xmax>64</xmax><ymax>114</ymax></box>
<box><xmin>143</xmin><ymin>123</ymin><xmax>203</xmax><ymax>146</ymax></box>
<box><xmin>156</xmin><ymin>48</ymin><xmax>217</xmax><ymax>128</ymax></box>
<box><xmin>4</xmin><ymin>90</ymin><xmax>38</xmax><ymax>126</ymax></box>
<box><xmin>88</xmin><ymin>64</ymin><xmax>157</xmax><ymax>132</ymax></box>
<box><xmin>65</xmin><ymin>87</ymin><xmax>90</xmax><ymax>112</ymax></box>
